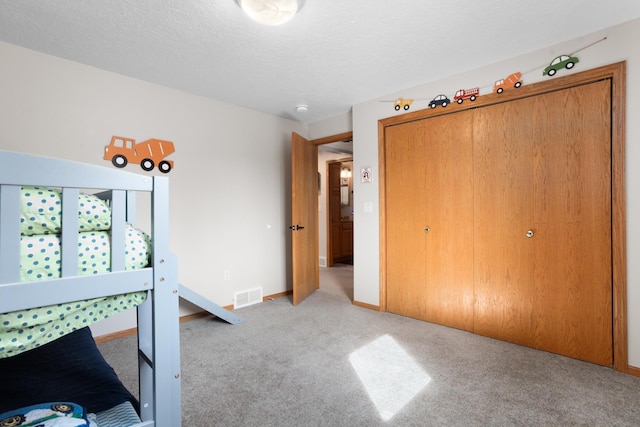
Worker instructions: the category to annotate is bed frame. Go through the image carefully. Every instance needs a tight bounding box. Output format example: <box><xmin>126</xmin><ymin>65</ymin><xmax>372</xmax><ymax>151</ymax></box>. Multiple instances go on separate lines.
<box><xmin>0</xmin><ymin>149</ymin><xmax>181</xmax><ymax>427</ymax></box>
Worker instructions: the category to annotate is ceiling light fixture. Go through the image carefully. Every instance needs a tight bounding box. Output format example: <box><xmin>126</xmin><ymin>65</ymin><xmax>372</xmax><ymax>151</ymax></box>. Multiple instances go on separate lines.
<box><xmin>295</xmin><ymin>104</ymin><xmax>309</xmax><ymax>113</ymax></box>
<box><xmin>235</xmin><ymin>0</ymin><xmax>304</xmax><ymax>26</ymax></box>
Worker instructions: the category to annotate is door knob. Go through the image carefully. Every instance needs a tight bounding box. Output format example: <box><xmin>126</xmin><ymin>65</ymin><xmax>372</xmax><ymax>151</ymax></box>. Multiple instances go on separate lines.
<box><xmin>424</xmin><ymin>226</ymin><xmax>430</xmax><ymax>233</ymax></box>
<box><xmin>526</xmin><ymin>230</ymin><xmax>534</xmax><ymax>238</ymax></box>
<box><xmin>289</xmin><ymin>224</ymin><xmax>305</xmax><ymax>231</ymax></box>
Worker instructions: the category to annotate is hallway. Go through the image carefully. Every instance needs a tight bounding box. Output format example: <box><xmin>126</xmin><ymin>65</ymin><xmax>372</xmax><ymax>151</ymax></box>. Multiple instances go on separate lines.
<box><xmin>319</xmin><ymin>263</ymin><xmax>353</xmax><ymax>301</ymax></box>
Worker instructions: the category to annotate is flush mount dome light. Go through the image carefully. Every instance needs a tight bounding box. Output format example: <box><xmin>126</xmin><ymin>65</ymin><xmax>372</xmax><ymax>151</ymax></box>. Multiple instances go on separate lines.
<box><xmin>236</xmin><ymin>0</ymin><xmax>304</xmax><ymax>26</ymax></box>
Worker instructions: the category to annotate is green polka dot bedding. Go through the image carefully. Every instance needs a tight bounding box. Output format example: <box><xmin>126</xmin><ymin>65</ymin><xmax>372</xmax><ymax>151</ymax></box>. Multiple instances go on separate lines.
<box><xmin>0</xmin><ymin>187</ymin><xmax>150</xmax><ymax>358</ymax></box>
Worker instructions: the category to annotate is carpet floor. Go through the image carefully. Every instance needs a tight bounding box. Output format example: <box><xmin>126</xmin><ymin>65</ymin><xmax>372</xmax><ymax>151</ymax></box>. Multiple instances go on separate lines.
<box><xmin>99</xmin><ymin>264</ymin><xmax>640</xmax><ymax>426</ymax></box>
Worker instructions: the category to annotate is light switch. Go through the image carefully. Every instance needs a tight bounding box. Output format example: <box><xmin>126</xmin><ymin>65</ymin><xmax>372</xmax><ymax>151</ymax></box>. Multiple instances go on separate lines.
<box><xmin>363</xmin><ymin>202</ymin><xmax>373</xmax><ymax>213</ymax></box>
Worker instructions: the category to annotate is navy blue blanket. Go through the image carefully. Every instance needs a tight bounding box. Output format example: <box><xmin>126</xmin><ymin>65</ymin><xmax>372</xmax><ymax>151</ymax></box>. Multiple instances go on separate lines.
<box><xmin>0</xmin><ymin>327</ymin><xmax>138</xmax><ymax>414</ymax></box>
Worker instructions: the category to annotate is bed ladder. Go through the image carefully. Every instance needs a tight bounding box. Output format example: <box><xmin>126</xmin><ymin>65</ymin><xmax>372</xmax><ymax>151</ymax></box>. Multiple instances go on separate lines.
<box><xmin>178</xmin><ymin>284</ymin><xmax>244</xmax><ymax>325</ymax></box>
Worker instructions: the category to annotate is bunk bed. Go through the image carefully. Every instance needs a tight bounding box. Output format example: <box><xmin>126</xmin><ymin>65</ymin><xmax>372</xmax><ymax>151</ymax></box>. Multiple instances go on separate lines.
<box><xmin>0</xmin><ymin>149</ymin><xmax>181</xmax><ymax>427</ymax></box>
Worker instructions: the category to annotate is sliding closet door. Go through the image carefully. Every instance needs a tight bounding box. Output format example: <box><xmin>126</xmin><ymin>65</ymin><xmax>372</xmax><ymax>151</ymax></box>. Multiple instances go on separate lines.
<box><xmin>385</xmin><ymin>120</ymin><xmax>428</xmax><ymax>320</ymax></box>
<box><xmin>531</xmin><ymin>81</ymin><xmax>612</xmax><ymax>365</ymax></box>
<box><xmin>423</xmin><ymin>111</ymin><xmax>474</xmax><ymax>331</ymax></box>
<box><xmin>473</xmin><ymin>100</ymin><xmax>536</xmax><ymax>347</ymax></box>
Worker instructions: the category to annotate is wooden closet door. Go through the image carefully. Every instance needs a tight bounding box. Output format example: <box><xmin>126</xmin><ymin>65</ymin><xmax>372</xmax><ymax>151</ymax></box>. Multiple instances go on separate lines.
<box><xmin>531</xmin><ymin>81</ymin><xmax>612</xmax><ymax>366</ymax></box>
<box><xmin>385</xmin><ymin>114</ymin><xmax>474</xmax><ymax>329</ymax></box>
<box><xmin>473</xmin><ymin>99</ymin><xmax>536</xmax><ymax>347</ymax></box>
<box><xmin>423</xmin><ymin>111</ymin><xmax>474</xmax><ymax>331</ymax></box>
<box><xmin>385</xmin><ymin>120</ymin><xmax>428</xmax><ymax>320</ymax></box>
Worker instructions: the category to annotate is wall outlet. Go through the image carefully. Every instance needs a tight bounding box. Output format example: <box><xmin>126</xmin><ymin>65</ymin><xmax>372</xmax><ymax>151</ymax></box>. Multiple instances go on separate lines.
<box><xmin>224</xmin><ymin>270</ymin><xmax>231</xmax><ymax>281</ymax></box>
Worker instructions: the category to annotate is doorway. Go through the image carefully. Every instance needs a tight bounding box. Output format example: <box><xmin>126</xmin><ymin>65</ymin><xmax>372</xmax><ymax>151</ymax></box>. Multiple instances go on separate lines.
<box><xmin>315</xmin><ymin>133</ymin><xmax>354</xmax><ymax>299</ymax></box>
<box><xmin>291</xmin><ymin>131</ymin><xmax>354</xmax><ymax>305</ymax></box>
<box><xmin>326</xmin><ymin>158</ymin><xmax>353</xmax><ymax>267</ymax></box>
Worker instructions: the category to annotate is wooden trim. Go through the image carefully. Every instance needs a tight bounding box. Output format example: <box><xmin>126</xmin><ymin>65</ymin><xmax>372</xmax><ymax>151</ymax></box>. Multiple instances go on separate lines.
<box><xmin>609</xmin><ymin>62</ymin><xmax>628</xmax><ymax>374</ymax></box>
<box><xmin>378</xmin><ymin>120</ymin><xmax>387</xmax><ymax>313</ymax></box>
<box><xmin>179</xmin><ymin>311</ymin><xmax>212</xmax><ymax>323</ymax></box>
<box><xmin>311</xmin><ymin>131</ymin><xmax>353</xmax><ymax>146</ymax></box>
<box><xmin>353</xmin><ymin>299</ymin><xmax>381</xmax><ymax>311</ymax></box>
<box><xmin>94</xmin><ymin>327</ymin><xmax>138</xmax><ymax>343</ymax></box>
<box><xmin>262</xmin><ymin>290</ymin><xmax>293</xmax><ymax>301</ymax></box>
<box><xmin>378</xmin><ymin>62</ymin><xmax>628</xmax><ymax>373</ymax></box>
<box><xmin>628</xmin><ymin>365</ymin><xmax>640</xmax><ymax>378</ymax></box>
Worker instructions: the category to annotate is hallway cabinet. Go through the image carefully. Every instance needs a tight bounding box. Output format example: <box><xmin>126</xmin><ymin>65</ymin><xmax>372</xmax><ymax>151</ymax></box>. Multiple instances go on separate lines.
<box><xmin>384</xmin><ymin>80</ymin><xmax>613</xmax><ymax>366</ymax></box>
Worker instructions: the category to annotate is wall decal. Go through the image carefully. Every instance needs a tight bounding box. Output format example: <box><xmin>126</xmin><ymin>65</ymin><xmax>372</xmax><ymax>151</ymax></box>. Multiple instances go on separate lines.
<box><xmin>493</xmin><ymin>72</ymin><xmax>523</xmax><ymax>94</ymax></box>
<box><xmin>379</xmin><ymin>36</ymin><xmax>606</xmax><ymax>112</ymax></box>
<box><xmin>428</xmin><ymin>94</ymin><xmax>451</xmax><ymax>108</ymax></box>
<box><xmin>454</xmin><ymin>87</ymin><xmax>479</xmax><ymax>104</ymax></box>
<box><xmin>543</xmin><ymin>55</ymin><xmax>580</xmax><ymax>76</ymax></box>
<box><xmin>394</xmin><ymin>98</ymin><xmax>414</xmax><ymax>111</ymax></box>
<box><xmin>103</xmin><ymin>136</ymin><xmax>175</xmax><ymax>173</ymax></box>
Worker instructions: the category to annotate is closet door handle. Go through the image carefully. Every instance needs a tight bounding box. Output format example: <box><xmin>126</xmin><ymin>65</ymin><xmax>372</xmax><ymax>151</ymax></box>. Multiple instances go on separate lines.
<box><xmin>526</xmin><ymin>230</ymin><xmax>534</xmax><ymax>238</ymax></box>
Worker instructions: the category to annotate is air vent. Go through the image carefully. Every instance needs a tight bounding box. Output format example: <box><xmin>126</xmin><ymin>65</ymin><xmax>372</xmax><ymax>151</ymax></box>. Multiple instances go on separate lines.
<box><xmin>234</xmin><ymin>287</ymin><xmax>263</xmax><ymax>309</ymax></box>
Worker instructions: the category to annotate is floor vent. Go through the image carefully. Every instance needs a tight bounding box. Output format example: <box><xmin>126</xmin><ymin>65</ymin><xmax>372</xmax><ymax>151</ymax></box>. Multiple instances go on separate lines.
<box><xmin>234</xmin><ymin>287</ymin><xmax>263</xmax><ymax>309</ymax></box>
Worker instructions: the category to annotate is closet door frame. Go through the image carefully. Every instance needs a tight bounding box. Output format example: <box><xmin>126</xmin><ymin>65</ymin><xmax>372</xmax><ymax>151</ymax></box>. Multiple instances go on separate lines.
<box><xmin>378</xmin><ymin>62</ymin><xmax>627</xmax><ymax>373</ymax></box>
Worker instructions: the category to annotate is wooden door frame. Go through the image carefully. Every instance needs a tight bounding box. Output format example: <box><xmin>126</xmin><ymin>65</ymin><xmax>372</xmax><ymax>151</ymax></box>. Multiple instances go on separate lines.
<box><xmin>310</xmin><ymin>131</ymin><xmax>353</xmax><ymax>267</ymax></box>
<box><xmin>378</xmin><ymin>62</ymin><xmax>628</xmax><ymax>373</ymax></box>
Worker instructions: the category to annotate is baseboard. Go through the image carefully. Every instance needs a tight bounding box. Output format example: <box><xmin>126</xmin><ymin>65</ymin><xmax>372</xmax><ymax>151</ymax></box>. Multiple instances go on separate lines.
<box><xmin>95</xmin><ymin>290</ymin><xmax>293</xmax><ymax>343</ymax></box>
<box><xmin>93</xmin><ymin>311</ymin><xmax>210</xmax><ymax>344</ymax></box>
<box><xmin>263</xmin><ymin>289</ymin><xmax>292</xmax><ymax>301</ymax></box>
<box><xmin>94</xmin><ymin>328</ymin><xmax>138</xmax><ymax>343</ymax></box>
<box><xmin>94</xmin><ymin>297</ymin><xmax>640</xmax><ymax>380</ymax></box>
<box><xmin>628</xmin><ymin>365</ymin><xmax>640</xmax><ymax>378</ymax></box>
<box><xmin>352</xmin><ymin>299</ymin><xmax>381</xmax><ymax>311</ymax></box>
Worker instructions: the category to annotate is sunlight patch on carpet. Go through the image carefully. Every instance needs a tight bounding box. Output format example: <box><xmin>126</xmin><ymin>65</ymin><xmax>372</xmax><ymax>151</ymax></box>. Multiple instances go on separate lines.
<box><xmin>348</xmin><ymin>334</ymin><xmax>431</xmax><ymax>421</ymax></box>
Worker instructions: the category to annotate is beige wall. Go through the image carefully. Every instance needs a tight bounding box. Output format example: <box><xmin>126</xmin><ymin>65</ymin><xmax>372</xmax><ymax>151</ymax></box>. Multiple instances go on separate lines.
<box><xmin>3</xmin><ymin>16</ymin><xmax>640</xmax><ymax>368</ymax></box>
<box><xmin>351</xmin><ymin>18</ymin><xmax>640</xmax><ymax>368</ymax></box>
<box><xmin>0</xmin><ymin>41</ymin><xmax>307</xmax><ymax>336</ymax></box>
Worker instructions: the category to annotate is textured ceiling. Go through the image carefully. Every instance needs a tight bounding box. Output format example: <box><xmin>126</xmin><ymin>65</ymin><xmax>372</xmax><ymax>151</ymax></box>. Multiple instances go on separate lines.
<box><xmin>1</xmin><ymin>0</ymin><xmax>640</xmax><ymax>123</ymax></box>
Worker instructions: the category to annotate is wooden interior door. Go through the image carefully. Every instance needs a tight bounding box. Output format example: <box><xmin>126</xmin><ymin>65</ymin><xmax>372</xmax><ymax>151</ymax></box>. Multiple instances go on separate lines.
<box><xmin>384</xmin><ymin>121</ymin><xmax>428</xmax><ymax>320</ymax></box>
<box><xmin>531</xmin><ymin>81</ymin><xmax>612</xmax><ymax>365</ymax></box>
<box><xmin>291</xmin><ymin>132</ymin><xmax>319</xmax><ymax>305</ymax></box>
<box><xmin>423</xmin><ymin>111</ymin><xmax>474</xmax><ymax>331</ymax></box>
<box><xmin>473</xmin><ymin>99</ymin><xmax>536</xmax><ymax>347</ymax></box>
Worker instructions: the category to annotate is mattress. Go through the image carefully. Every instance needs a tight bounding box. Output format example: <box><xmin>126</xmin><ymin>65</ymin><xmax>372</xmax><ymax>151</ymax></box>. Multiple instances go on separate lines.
<box><xmin>0</xmin><ymin>187</ymin><xmax>150</xmax><ymax>358</ymax></box>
